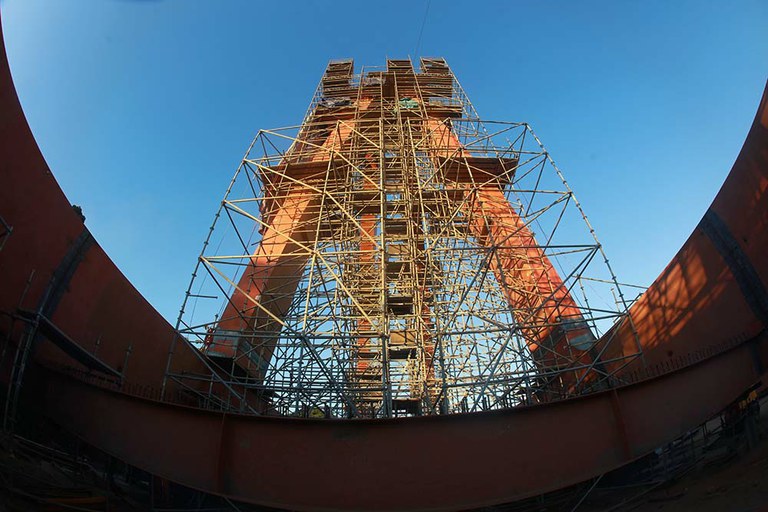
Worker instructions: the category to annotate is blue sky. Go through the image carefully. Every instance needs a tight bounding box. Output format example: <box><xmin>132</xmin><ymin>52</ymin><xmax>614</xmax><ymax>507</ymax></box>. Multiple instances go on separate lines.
<box><xmin>2</xmin><ymin>0</ymin><xmax>767</xmax><ymax>324</ymax></box>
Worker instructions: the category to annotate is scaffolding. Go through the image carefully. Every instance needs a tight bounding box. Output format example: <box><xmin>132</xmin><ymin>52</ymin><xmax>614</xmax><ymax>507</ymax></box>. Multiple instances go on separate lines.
<box><xmin>165</xmin><ymin>58</ymin><xmax>642</xmax><ymax>418</ymax></box>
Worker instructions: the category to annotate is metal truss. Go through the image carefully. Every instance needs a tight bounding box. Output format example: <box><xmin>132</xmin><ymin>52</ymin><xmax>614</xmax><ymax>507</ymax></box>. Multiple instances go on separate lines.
<box><xmin>165</xmin><ymin>58</ymin><xmax>642</xmax><ymax>418</ymax></box>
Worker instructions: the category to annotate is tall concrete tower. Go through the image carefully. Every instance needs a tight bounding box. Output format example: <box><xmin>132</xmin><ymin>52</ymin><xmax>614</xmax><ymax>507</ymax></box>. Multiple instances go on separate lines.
<box><xmin>168</xmin><ymin>58</ymin><xmax>639</xmax><ymax>418</ymax></box>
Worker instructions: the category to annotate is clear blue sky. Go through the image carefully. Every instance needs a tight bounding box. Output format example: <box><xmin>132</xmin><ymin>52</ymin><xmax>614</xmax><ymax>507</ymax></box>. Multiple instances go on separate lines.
<box><xmin>2</xmin><ymin>0</ymin><xmax>767</xmax><ymax>324</ymax></box>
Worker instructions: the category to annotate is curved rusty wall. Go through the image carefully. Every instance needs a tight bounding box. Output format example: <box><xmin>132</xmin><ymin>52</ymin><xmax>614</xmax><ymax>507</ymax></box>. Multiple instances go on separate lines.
<box><xmin>603</xmin><ymin>86</ymin><xmax>768</xmax><ymax>369</ymax></box>
<box><xmin>0</xmin><ymin>14</ymin><xmax>209</xmax><ymax>390</ymax></box>
<box><xmin>41</xmin><ymin>336</ymin><xmax>766</xmax><ymax>511</ymax></box>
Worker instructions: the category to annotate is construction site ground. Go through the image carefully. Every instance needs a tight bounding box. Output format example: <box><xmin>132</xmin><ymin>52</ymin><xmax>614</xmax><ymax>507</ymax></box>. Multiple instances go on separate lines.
<box><xmin>625</xmin><ymin>431</ymin><xmax>768</xmax><ymax>512</ymax></box>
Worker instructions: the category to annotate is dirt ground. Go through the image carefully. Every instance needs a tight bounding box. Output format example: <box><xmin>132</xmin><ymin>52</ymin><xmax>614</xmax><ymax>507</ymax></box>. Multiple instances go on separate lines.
<box><xmin>624</xmin><ymin>408</ymin><xmax>768</xmax><ymax>512</ymax></box>
<box><xmin>626</xmin><ymin>448</ymin><xmax>768</xmax><ymax>512</ymax></box>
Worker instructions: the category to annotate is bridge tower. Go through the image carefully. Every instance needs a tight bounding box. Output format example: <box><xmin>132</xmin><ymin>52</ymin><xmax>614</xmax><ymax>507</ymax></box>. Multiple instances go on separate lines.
<box><xmin>166</xmin><ymin>58</ymin><xmax>641</xmax><ymax>418</ymax></box>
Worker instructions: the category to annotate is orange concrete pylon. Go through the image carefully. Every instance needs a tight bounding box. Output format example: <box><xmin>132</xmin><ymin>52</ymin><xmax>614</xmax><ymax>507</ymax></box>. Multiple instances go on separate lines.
<box><xmin>467</xmin><ymin>187</ymin><xmax>595</xmax><ymax>364</ymax></box>
<box><xmin>206</xmin><ymin>67</ymin><xmax>596</xmax><ymax>405</ymax></box>
<box><xmin>354</xmin><ymin>153</ymin><xmax>381</xmax><ymax>406</ymax></box>
<box><xmin>202</xmin><ymin>121</ymin><xmax>359</xmax><ymax>380</ymax></box>
<box><xmin>426</xmin><ymin>118</ymin><xmax>597</xmax><ymax>388</ymax></box>
<box><xmin>205</xmin><ymin>183</ymin><xmax>320</xmax><ymax>381</ymax></box>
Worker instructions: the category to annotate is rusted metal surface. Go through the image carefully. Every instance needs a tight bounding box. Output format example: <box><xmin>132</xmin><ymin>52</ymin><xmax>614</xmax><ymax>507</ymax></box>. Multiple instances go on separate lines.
<box><xmin>40</xmin><ymin>337</ymin><xmax>767</xmax><ymax>511</ymax></box>
<box><xmin>602</xmin><ymin>83</ymin><xmax>768</xmax><ymax>371</ymax></box>
<box><xmin>0</xmin><ymin>16</ymin><xmax>211</xmax><ymax>390</ymax></box>
<box><xmin>2</xmin><ymin>5</ymin><xmax>768</xmax><ymax>509</ymax></box>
